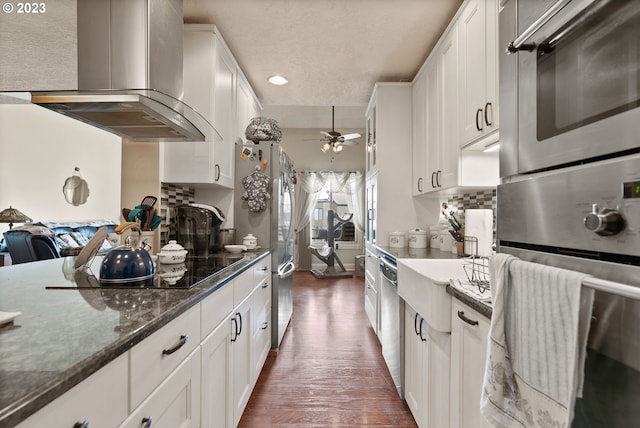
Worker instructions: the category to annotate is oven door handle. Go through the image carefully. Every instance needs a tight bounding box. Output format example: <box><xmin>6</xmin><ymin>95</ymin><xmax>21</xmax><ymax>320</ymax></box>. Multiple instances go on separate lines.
<box><xmin>507</xmin><ymin>0</ymin><xmax>573</xmax><ymax>54</ymax></box>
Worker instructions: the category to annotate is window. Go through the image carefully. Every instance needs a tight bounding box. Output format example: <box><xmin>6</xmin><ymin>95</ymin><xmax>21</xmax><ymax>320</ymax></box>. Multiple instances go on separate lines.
<box><xmin>310</xmin><ymin>185</ymin><xmax>360</xmax><ymax>247</ymax></box>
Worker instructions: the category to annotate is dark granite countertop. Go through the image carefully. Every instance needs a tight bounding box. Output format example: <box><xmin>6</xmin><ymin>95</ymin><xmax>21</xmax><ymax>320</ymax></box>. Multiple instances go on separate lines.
<box><xmin>0</xmin><ymin>250</ymin><xmax>269</xmax><ymax>427</ymax></box>
<box><xmin>446</xmin><ymin>284</ymin><xmax>492</xmax><ymax>319</ymax></box>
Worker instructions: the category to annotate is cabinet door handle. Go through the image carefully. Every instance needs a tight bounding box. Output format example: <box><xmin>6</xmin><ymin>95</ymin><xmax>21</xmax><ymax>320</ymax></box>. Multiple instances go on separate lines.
<box><xmin>457</xmin><ymin>310</ymin><xmax>479</xmax><ymax>326</ymax></box>
<box><xmin>436</xmin><ymin>170</ymin><xmax>442</xmax><ymax>188</ymax></box>
<box><xmin>231</xmin><ymin>317</ymin><xmax>238</xmax><ymax>342</ymax></box>
<box><xmin>237</xmin><ymin>312</ymin><xmax>243</xmax><ymax>336</ymax></box>
<box><xmin>162</xmin><ymin>335</ymin><xmax>188</xmax><ymax>356</ymax></box>
<box><xmin>261</xmin><ymin>321</ymin><xmax>269</xmax><ymax>330</ymax></box>
<box><xmin>419</xmin><ymin>318</ymin><xmax>427</xmax><ymax>342</ymax></box>
<box><xmin>214</xmin><ymin>164</ymin><xmax>221</xmax><ymax>181</ymax></box>
<box><xmin>73</xmin><ymin>422</ymin><xmax>89</xmax><ymax>428</ymax></box>
<box><xmin>475</xmin><ymin>108</ymin><xmax>484</xmax><ymax>131</ymax></box>
<box><xmin>431</xmin><ymin>171</ymin><xmax>437</xmax><ymax>188</ymax></box>
<box><xmin>261</xmin><ymin>280</ymin><xmax>269</xmax><ymax>289</ymax></box>
<box><xmin>414</xmin><ymin>312</ymin><xmax>420</xmax><ymax>336</ymax></box>
<box><xmin>484</xmin><ymin>102</ymin><xmax>493</xmax><ymax>126</ymax></box>
<box><xmin>141</xmin><ymin>416</ymin><xmax>153</xmax><ymax>428</ymax></box>
<box><xmin>417</xmin><ymin>177</ymin><xmax>423</xmax><ymax>193</ymax></box>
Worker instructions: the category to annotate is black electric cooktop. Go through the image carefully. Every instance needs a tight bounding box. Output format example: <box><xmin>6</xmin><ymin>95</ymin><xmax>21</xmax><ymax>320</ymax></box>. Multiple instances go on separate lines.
<box><xmin>46</xmin><ymin>253</ymin><xmax>247</xmax><ymax>290</ymax></box>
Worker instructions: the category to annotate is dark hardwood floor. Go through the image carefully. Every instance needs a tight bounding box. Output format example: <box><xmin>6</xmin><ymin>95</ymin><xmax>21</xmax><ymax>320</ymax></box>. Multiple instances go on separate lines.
<box><xmin>238</xmin><ymin>271</ymin><xmax>417</xmax><ymax>427</ymax></box>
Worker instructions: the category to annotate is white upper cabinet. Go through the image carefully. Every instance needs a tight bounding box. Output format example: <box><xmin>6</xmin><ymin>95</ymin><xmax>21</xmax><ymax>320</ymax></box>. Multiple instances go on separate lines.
<box><xmin>411</xmin><ymin>69</ymin><xmax>427</xmax><ymax>196</ymax></box>
<box><xmin>411</xmin><ymin>0</ymin><xmax>499</xmax><ymax>196</ymax></box>
<box><xmin>162</xmin><ymin>25</ymin><xmax>260</xmax><ymax>188</ymax></box>
<box><xmin>236</xmin><ymin>74</ymin><xmax>262</xmax><ymax>145</ymax></box>
<box><xmin>458</xmin><ymin>0</ymin><xmax>499</xmax><ymax>148</ymax></box>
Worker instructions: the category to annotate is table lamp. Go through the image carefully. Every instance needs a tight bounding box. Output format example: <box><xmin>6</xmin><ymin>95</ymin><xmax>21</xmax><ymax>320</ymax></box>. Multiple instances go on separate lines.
<box><xmin>0</xmin><ymin>206</ymin><xmax>32</xmax><ymax>229</ymax></box>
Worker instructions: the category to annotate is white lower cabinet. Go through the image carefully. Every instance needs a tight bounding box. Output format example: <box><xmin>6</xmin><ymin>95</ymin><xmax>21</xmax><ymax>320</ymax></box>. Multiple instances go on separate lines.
<box><xmin>16</xmin><ymin>257</ymin><xmax>274</xmax><ymax>428</ymax></box>
<box><xmin>201</xmin><ymin>311</ymin><xmax>233</xmax><ymax>428</ymax></box>
<box><xmin>15</xmin><ymin>353</ymin><xmax>129</xmax><ymax>428</ymax></box>
<box><xmin>404</xmin><ymin>303</ymin><xmax>451</xmax><ymax>428</ymax></box>
<box><xmin>450</xmin><ymin>300</ymin><xmax>491</xmax><ymax>428</ymax></box>
<box><xmin>231</xmin><ymin>294</ymin><xmax>253</xmax><ymax>427</ymax></box>
<box><xmin>364</xmin><ymin>247</ymin><xmax>379</xmax><ymax>332</ymax></box>
<box><xmin>120</xmin><ymin>348</ymin><xmax>201</xmax><ymax>428</ymax></box>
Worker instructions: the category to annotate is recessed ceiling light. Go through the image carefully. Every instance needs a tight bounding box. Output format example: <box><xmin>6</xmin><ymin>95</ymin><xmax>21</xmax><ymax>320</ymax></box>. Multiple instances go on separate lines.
<box><xmin>268</xmin><ymin>75</ymin><xmax>288</xmax><ymax>85</ymax></box>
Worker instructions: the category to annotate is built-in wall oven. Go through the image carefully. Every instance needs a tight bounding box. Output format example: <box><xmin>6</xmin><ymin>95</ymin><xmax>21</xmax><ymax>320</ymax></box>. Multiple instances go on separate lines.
<box><xmin>505</xmin><ymin>0</ymin><xmax>640</xmax><ymax>175</ymax></box>
<box><xmin>378</xmin><ymin>253</ymin><xmax>404</xmax><ymax>398</ymax></box>
<box><xmin>499</xmin><ymin>0</ymin><xmax>640</xmax><ymax>426</ymax></box>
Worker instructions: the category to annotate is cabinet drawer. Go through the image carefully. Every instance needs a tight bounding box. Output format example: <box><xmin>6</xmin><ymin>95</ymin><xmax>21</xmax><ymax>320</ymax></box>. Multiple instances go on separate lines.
<box><xmin>234</xmin><ymin>268</ymin><xmax>255</xmax><ymax>307</ymax></box>
<box><xmin>16</xmin><ymin>353</ymin><xmax>128</xmax><ymax>428</ymax></box>
<box><xmin>201</xmin><ymin>280</ymin><xmax>234</xmax><ymax>339</ymax></box>
<box><xmin>129</xmin><ymin>304</ymin><xmax>201</xmax><ymax>410</ymax></box>
<box><xmin>253</xmin><ymin>256</ymin><xmax>271</xmax><ymax>287</ymax></box>
<box><xmin>121</xmin><ymin>348</ymin><xmax>201</xmax><ymax>428</ymax></box>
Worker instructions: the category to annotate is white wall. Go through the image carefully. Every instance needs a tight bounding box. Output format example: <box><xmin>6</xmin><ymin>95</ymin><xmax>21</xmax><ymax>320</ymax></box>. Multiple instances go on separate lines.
<box><xmin>0</xmin><ymin>104</ymin><xmax>122</xmax><ymax>235</ymax></box>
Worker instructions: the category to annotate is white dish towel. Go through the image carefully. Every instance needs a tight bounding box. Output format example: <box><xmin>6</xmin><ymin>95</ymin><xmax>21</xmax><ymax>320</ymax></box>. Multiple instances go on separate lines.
<box><xmin>480</xmin><ymin>254</ymin><xmax>594</xmax><ymax>428</ymax></box>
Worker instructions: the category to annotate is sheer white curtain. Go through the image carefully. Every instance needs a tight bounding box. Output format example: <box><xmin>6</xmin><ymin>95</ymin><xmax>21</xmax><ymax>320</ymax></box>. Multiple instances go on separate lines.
<box><xmin>295</xmin><ymin>171</ymin><xmax>364</xmax><ymax>234</ymax></box>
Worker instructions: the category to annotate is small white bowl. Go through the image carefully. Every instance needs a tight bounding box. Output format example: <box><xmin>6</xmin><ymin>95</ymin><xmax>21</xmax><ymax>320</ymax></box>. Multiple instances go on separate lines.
<box><xmin>224</xmin><ymin>244</ymin><xmax>247</xmax><ymax>254</ymax></box>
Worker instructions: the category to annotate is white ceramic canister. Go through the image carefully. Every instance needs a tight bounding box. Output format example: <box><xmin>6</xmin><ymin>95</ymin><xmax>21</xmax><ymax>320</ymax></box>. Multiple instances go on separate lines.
<box><xmin>407</xmin><ymin>229</ymin><xmax>428</xmax><ymax>249</ymax></box>
<box><xmin>429</xmin><ymin>225</ymin><xmax>447</xmax><ymax>249</ymax></box>
<box><xmin>439</xmin><ymin>229</ymin><xmax>454</xmax><ymax>251</ymax></box>
<box><xmin>389</xmin><ymin>231</ymin><xmax>406</xmax><ymax>248</ymax></box>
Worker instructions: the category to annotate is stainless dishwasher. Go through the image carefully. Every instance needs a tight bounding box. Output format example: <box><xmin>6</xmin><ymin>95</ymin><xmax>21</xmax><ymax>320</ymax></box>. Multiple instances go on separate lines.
<box><xmin>379</xmin><ymin>253</ymin><xmax>404</xmax><ymax>398</ymax></box>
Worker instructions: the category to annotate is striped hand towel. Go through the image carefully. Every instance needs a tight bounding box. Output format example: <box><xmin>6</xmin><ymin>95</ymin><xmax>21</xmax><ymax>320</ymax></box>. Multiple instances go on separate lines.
<box><xmin>481</xmin><ymin>254</ymin><xmax>594</xmax><ymax>427</ymax></box>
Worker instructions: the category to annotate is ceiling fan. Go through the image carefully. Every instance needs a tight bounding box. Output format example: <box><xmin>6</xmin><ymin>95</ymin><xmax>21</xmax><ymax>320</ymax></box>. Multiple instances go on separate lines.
<box><xmin>312</xmin><ymin>106</ymin><xmax>361</xmax><ymax>153</ymax></box>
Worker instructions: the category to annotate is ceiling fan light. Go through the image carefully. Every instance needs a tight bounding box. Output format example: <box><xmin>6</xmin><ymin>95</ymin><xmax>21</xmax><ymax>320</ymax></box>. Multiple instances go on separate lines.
<box><xmin>333</xmin><ymin>143</ymin><xmax>343</xmax><ymax>153</ymax></box>
<box><xmin>267</xmin><ymin>75</ymin><xmax>288</xmax><ymax>85</ymax></box>
<box><xmin>321</xmin><ymin>142</ymin><xmax>331</xmax><ymax>152</ymax></box>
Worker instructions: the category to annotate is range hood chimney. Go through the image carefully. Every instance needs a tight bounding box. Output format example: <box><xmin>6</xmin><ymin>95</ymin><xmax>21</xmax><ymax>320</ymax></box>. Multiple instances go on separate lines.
<box><xmin>29</xmin><ymin>0</ymin><xmax>217</xmax><ymax>142</ymax></box>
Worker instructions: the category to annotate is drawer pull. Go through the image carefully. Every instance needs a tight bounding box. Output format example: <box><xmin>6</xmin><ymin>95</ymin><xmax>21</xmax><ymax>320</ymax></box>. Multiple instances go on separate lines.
<box><xmin>419</xmin><ymin>318</ymin><xmax>427</xmax><ymax>342</ymax></box>
<box><xmin>261</xmin><ymin>321</ymin><xmax>268</xmax><ymax>330</ymax></box>
<box><xmin>259</xmin><ymin>266</ymin><xmax>269</xmax><ymax>271</ymax></box>
<box><xmin>162</xmin><ymin>335</ymin><xmax>188</xmax><ymax>356</ymax></box>
<box><xmin>73</xmin><ymin>422</ymin><xmax>89</xmax><ymax>428</ymax></box>
<box><xmin>142</xmin><ymin>416</ymin><xmax>153</xmax><ymax>428</ymax></box>
<box><xmin>261</xmin><ymin>280</ymin><xmax>269</xmax><ymax>289</ymax></box>
<box><xmin>457</xmin><ymin>310</ymin><xmax>479</xmax><ymax>326</ymax></box>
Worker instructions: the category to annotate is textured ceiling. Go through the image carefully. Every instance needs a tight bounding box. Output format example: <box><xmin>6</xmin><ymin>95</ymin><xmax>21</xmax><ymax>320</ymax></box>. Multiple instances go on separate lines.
<box><xmin>183</xmin><ymin>0</ymin><xmax>462</xmax><ymax>110</ymax></box>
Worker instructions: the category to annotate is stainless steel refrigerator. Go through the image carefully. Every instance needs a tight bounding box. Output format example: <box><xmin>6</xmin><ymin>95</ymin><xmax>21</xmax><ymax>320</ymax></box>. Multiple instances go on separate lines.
<box><xmin>234</xmin><ymin>142</ymin><xmax>295</xmax><ymax>348</ymax></box>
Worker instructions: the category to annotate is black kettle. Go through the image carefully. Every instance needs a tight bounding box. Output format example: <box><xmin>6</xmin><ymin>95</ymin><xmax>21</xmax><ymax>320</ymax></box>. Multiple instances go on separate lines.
<box><xmin>100</xmin><ymin>222</ymin><xmax>154</xmax><ymax>287</ymax></box>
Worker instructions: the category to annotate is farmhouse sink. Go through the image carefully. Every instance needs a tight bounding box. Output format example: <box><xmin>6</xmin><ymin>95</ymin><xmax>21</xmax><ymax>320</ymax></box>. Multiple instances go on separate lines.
<box><xmin>397</xmin><ymin>259</ymin><xmax>467</xmax><ymax>333</ymax></box>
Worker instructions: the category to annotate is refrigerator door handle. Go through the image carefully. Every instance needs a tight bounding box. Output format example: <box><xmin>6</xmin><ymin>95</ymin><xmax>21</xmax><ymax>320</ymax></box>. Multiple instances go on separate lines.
<box><xmin>278</xmin><ymin>260</ymin><xmax>295</xmax><ymax>279</ymax></box>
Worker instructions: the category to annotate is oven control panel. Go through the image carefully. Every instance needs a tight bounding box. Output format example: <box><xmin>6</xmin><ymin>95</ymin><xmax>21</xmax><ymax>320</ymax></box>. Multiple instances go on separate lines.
<box><xmin>498</xmin><ymin>154</ymin><xmax>640</xmax><ymax>258</ymax></box>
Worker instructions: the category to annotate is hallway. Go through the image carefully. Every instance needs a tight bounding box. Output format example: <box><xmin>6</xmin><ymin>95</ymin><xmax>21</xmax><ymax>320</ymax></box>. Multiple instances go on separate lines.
<box><xmin>238</xmin><ymin>271</ymin><xmax>417</xmax><ymax>427</ymax></box>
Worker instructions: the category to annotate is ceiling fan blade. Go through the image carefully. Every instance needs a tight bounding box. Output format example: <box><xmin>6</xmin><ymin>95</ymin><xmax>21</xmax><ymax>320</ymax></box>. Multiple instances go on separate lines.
<box><xmin>341</xmin><ymin>133</ymin><xmax>361</xmax><ymax>140</ymax></box>
<box><xmin>342</xmin><ymin>140</ymin><xmax>359</xmax><ymax>146</ymax></box>
<box><xmin>320</xmin><ymin>131</ymin><xmax>332</xmax><ymax>137</ymax></box>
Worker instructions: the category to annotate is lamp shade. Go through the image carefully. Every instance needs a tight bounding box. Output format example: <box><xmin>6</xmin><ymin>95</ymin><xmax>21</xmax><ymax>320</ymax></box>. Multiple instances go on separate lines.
<box><xmin>0</xmin><ymin>206</ymin><xmax>32</xmax><ymax>229</ymax></box>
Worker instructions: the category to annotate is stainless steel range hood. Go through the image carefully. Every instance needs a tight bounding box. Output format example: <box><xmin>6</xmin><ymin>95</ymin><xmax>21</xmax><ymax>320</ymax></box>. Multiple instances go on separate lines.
<box><xmin>29</xmin><ymin>0</ymin><xmax>218</xmax><ymax>142</ymax></box>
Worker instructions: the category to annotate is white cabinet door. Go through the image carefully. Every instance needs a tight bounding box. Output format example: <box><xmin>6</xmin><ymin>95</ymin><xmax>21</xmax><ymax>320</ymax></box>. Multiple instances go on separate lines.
<box><xmin>365</xmin><ymin>104</ymin><xmax>378</xmax><ymax>176</ymax></box>
<box><xmin>458</xmin><ymin>0</ymin><xmax>499</xmax><ymax>147</ymax></box>
<box><xmin>424</xmin><ymin>58</ymin><xmax>440</xmax><ymax>193</ymax></box>
<box><xmin>251</xmin><ymin>275</ymin><xmax>271</xmax><ymax>383</ymax></box>
<box><xmin>162</xmin><ymin>26</ymin><xmax>236</xmax><ymax>188</ymax></box>
<box><xmin>438</xmin><ymin>25</ymin><xmax>460</xmax><ymax>190</ymax></box>
<box><xmin>201</xmin><ymin>312</ymin><xmax>233</xmax><ymax>428</ymax></box>
<box><xmin>236</xmin><ymin>74</ymin><xmax>262</xmax><ymax>144</ymax></box>
<box><xmin>16</xmin><ymin>354</ymin><xmax>128</xmax><ymax>428</ymax></box>
<box><xmin>210</xmin><ymin>34</ymin><xmax>236</xmax><ymax>188</ymax></box>
<box><xmin>404</xmin><ymin>304</ymin><xmax>425</xmax><ymax>425</ymax></box>
<box><xmin>450</xmin><ymin>300</ymin><xmax>491</xmax><ymax>428</ymax></box>
<box><xmin>412</xmin><ymin>69</ymin><xmax>427</xmax><ymax>196</ymax></box>
<box><xmin>231</xmin><ymin>295</ymin><xmax>253</xmax><ymax>427</ymax></box>
<box><xmin>120</xmin><ymin>349</ymin><xmax>201</xmax><ymax>428</ymax></box>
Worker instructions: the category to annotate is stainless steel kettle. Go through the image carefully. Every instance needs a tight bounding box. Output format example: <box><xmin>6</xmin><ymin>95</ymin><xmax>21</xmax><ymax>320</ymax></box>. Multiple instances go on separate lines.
<box><xmin>99</xmin><ymin>222</ymin><xmax>154</xmax><ymax>287</ymax></box>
